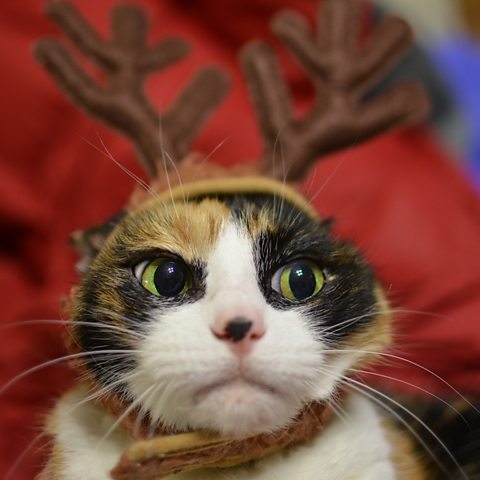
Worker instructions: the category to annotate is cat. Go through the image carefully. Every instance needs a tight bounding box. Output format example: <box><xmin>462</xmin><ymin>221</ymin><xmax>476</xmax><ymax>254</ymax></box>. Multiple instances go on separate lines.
<box><xmin>33</xmin><ymin>177</ymin><xmax>480</xmax><ymax>480</ymax></box>
<box><xmin>39</xmin><ymin>177</ymin><xmax>423</xmax><ymax>480</ymax></box>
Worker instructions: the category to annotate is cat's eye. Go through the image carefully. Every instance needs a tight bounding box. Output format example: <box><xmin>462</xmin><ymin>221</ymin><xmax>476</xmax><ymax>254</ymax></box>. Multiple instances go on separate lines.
<box><xmin>271</xmin><ymin>260</ymin><xmax>325</xmax><ymax>301</ymax></box>
<box><xmin>134</xmin><ymin>258</ymin><xmax>191</xmax><ymax>297</ymax></box>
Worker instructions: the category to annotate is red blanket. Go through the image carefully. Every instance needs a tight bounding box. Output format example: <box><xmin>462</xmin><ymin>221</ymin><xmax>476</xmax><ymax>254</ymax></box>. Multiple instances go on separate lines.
<box><xmin>1</xmin><ymin>1</ymin><xmax>479</xmax><ymax>478</ymax></box>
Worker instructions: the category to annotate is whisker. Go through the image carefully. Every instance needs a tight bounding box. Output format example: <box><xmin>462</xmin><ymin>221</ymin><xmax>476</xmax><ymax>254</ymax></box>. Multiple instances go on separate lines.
<box><xmin>0</xmin><ymin>350</ymin><xmax>139</xmax><ymax>396</ymax></box>
<box><xmin>388</xmin><ymin>307</ymin><xmax>450</xmax><ymax>322</ymax></box>
<box><xmin>313</xmin><ymin>363</ymin><xmax>465</xmax><ymax>478</ymax></box>
<box><xmin>61</xmin><ymin>371</ymin><xmax>141</xmax><ymax>419</ymax></box>
<box><xmin>344</xmin><ymin>376</ymin><xmax>468</xmax><ymax>479</ymax></box>
<box><xmin>96</xmin><ymin>133</ymin><xmax>158</xmax><ymax>198</ymax></box>
<box><xmin>96</xmin><ymin>384</ymin><xmax>157</xmax><ymax>447</ymax></box>
<box><xmin>269</xmin><ymin>122</ymin><xmax>291</xmax><ymax>223</ymax></box>
<box><xmin>164</xmin><ymin>149</ymin><xmax>187</xmax><ymax>207</ymax></box>
<box><xmin>157</xmin><ymin>114</ymin><xmax>181</xmax><ymax>221</ymax></box>
<box><xmin>339</xmin><ymin>377</ymin><xmax>453</xmax><ymax>477</ymax></box>
<box><xmin>323</xmin><ymin>348</ymin><xmax>480</xmax><ymax>413</ymax></box>
<box><xmin>329</xmin><ymin>399</ymin><xmax>351</xmax><ymax>426</ymax></box>
<box><xmin>304</xmin><ymin>133</ymin><xmax>361</xmax><ymax>208</ymax></box>
<box><xmin>347</xmin><ymin>367</ymin><xmax>469</xmax><ymax>426</ymax></box>
<box><xmin>5</xmin><ymin>431</ymin><xmax>48</xmax><ymax>480</ymax></box>
<box><xmin>0</xmin><ymin>319</ymin><xmax>144</xmax><ymax>340</ymax></box>
<box><xmin>185</xmin><ymin>135</ymin><xmax>233</xmax><ymax>205</ymax></box>
<box><xmin>80</xmin><ymin>134</ymin><xmax>159</xmax><ymax>201</ymax></box>
<box><xmin>321</xmin><ymin>309</ymin><xmax>384</xmax><ymax>336</ymax></box>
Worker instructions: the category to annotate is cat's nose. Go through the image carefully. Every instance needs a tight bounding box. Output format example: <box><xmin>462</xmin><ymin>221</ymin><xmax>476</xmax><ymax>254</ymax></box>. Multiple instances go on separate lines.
<box><xmin>224</xmin><ymin>318</ymin><xmax>253</xmax><ymax>342</ymax></box>
<box><xmin>211</xmin><ymin>313</ymin><xmax>265</xmax><ymax>348</ymax></box>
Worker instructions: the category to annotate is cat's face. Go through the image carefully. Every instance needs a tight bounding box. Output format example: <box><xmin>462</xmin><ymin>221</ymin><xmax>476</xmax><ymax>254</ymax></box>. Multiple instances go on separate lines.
<box><xmin>72</xmin><ymin>182</ymin><xmax>390</xmax><ymax>437</ymax></box>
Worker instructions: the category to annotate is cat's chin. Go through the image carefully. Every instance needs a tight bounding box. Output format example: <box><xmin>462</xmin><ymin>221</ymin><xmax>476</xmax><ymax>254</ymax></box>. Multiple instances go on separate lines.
<box><xmin>188</xmin><ymin>378</ymin><xmax>300</xmax><ymax>437</ymax></box>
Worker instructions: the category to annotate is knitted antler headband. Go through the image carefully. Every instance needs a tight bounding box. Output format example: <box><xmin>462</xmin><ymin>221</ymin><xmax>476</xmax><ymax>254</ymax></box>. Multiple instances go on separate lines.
<box><xmin>33</xmin><ymin>1</ymin><xmax>429</xmax><ymax>479</ymax></box>
<box><xmin>34</xmin><ymin>0</ymin><xmax>428</xmax><ymax>188</ymax></box>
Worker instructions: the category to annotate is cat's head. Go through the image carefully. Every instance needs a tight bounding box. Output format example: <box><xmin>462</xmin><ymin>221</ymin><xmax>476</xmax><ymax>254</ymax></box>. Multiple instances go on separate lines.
<box><xmin>71</xmin><ymin>177</ymin><xmax>391</xmax><ymax>437</ymax></box>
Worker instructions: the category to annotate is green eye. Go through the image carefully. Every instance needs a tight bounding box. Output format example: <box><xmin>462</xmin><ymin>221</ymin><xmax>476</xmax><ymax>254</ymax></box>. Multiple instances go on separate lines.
<box><xmin>271</xmin><ymin>260</ymin><xmax>325</xmax><ymax>301</ymax></box>
<box><xmin>134</xmin><ymin>258</ymin><xmax>191</xmax><ymax>297</ymax></box>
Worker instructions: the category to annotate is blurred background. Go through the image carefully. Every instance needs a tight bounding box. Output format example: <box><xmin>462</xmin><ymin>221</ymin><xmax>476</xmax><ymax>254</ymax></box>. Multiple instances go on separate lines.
<box><xmin>376</xmin><ymin>0</ymin><xmax>480</xmax><ymax>189</ymax></box>
<box><xmin>0</xmin><ymin>0</ymin><xmax>479</xmax><ymax>479</ymax></box>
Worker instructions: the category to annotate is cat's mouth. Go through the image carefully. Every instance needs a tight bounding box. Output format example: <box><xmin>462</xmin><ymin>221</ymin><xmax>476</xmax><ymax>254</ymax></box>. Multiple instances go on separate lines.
<box><xmin>188</xmin><ymin>374</ymin><xmax>302</xmax><ymax>436</ymax></box>
<box><xmin>193</xmin><ymin>376</ymin><xmax>279</xmax><ymax>403</ymax></box>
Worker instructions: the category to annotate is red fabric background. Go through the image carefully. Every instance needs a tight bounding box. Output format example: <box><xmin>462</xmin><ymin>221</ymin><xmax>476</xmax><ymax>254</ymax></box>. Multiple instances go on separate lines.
<box><xmin>1</xmin><ymin>1</ymin><xmax>479</xmax><ymax>478</ymax></box>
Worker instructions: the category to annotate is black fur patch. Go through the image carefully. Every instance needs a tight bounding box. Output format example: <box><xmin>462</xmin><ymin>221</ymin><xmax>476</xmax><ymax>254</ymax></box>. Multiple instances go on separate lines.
<box><xmin>392</xmin><ymin>397</ymin><xmax>480</xmax><ymax>479</ymax></box>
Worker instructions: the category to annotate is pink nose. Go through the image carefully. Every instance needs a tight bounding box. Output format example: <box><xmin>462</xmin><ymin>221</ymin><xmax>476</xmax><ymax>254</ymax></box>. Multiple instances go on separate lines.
<box><xmin>211</xmin><ymin>313</ymin><xmax>265</xmax><ymax>350</ymax></box>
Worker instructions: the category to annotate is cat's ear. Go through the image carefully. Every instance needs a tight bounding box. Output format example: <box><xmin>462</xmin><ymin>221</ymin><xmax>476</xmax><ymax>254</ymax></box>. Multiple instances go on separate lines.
<box><xmin>320</xmin><ymin>217</ymin><xmax>335</xmax><ymax>232</ymax></box>
<box><xmin>70</xmin><ymin>212</ymin><xmax>126</xmax><ymax>274</ymax></box>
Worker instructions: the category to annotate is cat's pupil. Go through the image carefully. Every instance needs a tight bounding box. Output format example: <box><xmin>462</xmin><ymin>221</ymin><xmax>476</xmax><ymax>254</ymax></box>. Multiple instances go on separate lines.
<box><xmin>153</xmin><ymin>261</ymin><xmax>186</xmax><ymax>297</ymax></box>
<box><xmin>288</xmin><ymin>262</ymin><xmax>316</xmax><ymax>300</ymax></box>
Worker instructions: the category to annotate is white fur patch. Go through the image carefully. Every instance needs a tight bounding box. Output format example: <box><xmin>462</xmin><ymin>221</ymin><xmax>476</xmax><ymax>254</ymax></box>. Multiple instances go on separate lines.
<box><xmin>49</xmin><ymin>386</ymin><xmax>132</xmax><ymax>480</ymax></box>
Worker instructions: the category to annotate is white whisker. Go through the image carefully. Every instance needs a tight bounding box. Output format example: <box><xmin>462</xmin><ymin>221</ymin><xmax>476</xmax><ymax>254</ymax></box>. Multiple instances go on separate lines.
<box><xmin>5</xmin><ymin>432</ymin><xmax>49</xmax><ymax>480</ymax></box>
<box><xmin>344</xmin><ymin>376</ymin><xmax>468</xmax><ymax>480</ymax></box>
<box><xmin>96</xmin><ymin>384</ymin><xmax>157</xmax><ymax>447</ymax></box>
<box><xmin>0</xmin><ymin>350</ymin><xmax>139</xmax><ymax>396</ymax></box>
<box><xmin>323</xmin><ymin>348</ymin><xmax>480</xmax><ymax>414</ymax></box>
<box><xmin>347</xmin><ymin>367</ymin><xmax>469</xmax><ymax>426</ymax></box>
<box><xmin>0</xmin><ymin>319</ymin><xmax>144</xmax><ymax>340</ymax></box>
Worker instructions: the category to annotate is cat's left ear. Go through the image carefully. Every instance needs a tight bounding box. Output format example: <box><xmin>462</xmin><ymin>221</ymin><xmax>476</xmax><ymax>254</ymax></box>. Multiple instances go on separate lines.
<box><xmin>70</xmin><ymin>212</ymin><xmax>126</xmax><ymax>274</ymax></box>
<box><xmin>320</xmin><ymin>217</ymin><xmax>335</xmax><ymax>232</ymax></box>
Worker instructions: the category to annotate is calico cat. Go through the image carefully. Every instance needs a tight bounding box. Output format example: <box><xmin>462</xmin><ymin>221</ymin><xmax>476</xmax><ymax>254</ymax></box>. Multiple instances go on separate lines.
<box><xmin>31</xmin><ymin>1</ymin><xmax>479</xmax><ymax>479</ymax></box>
<box><xmin>40</xmin><ymin>179</ymin><xmax>479</xmax><ymax>480</ymax></box>
<box><xmin>44</xmin><ymin>178</ymin><xmax>408</xmax><ymax>479</ymax></box>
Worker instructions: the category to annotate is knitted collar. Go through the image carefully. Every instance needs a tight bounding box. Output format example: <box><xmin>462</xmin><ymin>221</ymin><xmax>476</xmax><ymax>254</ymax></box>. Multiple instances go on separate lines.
<box><xmin>108</xmin><ymin>397</ymin><xmax>336</xmax><ymax>480</ymax></box>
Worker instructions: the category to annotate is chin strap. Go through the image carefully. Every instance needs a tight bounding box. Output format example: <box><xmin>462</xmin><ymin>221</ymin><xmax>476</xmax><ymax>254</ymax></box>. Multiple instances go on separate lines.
<box><xmin>110</xmin><ymin>400</ymin><xmax>334</xmax><ymax>480</ymax></box>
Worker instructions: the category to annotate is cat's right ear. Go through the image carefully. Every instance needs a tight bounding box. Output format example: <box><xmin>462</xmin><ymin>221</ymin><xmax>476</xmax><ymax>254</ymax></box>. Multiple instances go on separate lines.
<box><xmin>320</xmin><ymin>217</ymin><xmax>335</xmax><ymax>232</ymax></box>
<box><xmin>70</xmin><ymin>212</ymin><xmax>126</xmax><ymax>274</ymax></box>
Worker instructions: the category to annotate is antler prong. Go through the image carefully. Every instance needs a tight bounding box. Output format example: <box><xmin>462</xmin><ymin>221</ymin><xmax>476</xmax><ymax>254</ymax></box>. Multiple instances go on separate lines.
<box><xmin>35</xmin><ymin>39</ymin><xmax>104</xmax><ymax>105</ymax></box>
<box><xmin>111</xmin><ymin>5</ymin><xmax>148</xmax><ymax>50</ymax></box>
<box><xmin>353</xmin><ymin>17</ymin><xmax>413</xmax><ymax>93</ymax></box>
<box><xmin>359</xmin><ymin>82</ymin><xmax>429</xmax><ymax>129</ymax></box>
<box><xmin>271</xmin><ymin>12</ymin><xmax>328</xmax><ymax>79</ymax></box>
<box><xmin>139</xmin><ymin>39</ymin><xmax>189</xmax><ymax>73</ymax></box>
<box><xmin>164</xmin><ymin>68</ymin><xmax>230</xmax><ymax>160</ymax></box>
<box><xmin>46</xmin><ymin>2</ymin><xmax>114</xmax><ymax>68</ymax></box>
<box><xmin>240</xmin><ymin>41</ymin><xmax>293</xmax><ymax>165</ymax></box>
<box><xmin>318</xmin><ymin>0</ymin><xmax>361</xmax><ymax>53</ymax></box>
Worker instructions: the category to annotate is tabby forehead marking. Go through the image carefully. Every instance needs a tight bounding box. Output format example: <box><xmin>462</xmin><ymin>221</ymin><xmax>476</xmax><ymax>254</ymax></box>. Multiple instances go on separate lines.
<box><xmin>119</xmin><ymin>197</ymin><xmax>231</xmax><ymax>263</ymax></box>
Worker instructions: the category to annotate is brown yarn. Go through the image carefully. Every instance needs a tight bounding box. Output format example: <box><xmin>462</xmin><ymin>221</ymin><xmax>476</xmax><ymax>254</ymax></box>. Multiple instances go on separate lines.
<box><xmin>110</xmin><ymin>400</ymin><xmax>333</xmax><ymax>480</ymax></box>
<box><xmin>240</xmin><ymin>0</ymin><xmax>430</xmax><ymax>181</ymax></box>
<box><xmin>33</xmin><ymin>2</ymin><xmax>229</xmax><ymax>178</ymax></box>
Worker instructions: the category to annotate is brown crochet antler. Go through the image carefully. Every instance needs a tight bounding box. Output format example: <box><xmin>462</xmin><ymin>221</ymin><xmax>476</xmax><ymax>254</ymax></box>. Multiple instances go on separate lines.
<box><xmin>241</xmin><ymin>0</ymin><xmax>430</xmax><ymax>181</ymax></box>
<box><xmin>33</xmin><ymin>1</ymin><xmax>229</xmax><ymax>178</ymax></box>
